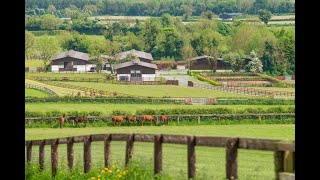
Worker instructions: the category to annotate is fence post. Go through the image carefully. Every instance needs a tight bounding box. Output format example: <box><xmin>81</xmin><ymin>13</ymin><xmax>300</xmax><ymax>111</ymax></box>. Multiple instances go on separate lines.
<box><xmin>67</xmin><ymin>137</ymin><xmax>74</xmax><ymax>170</ymax></box>
<box><xmin>226</xmin><ymin>138</ymin><xmax>239</xmax><ymax>180</ymax></box>
<box><xmin>51</xmin><ymin>139</ymin><xmax>59</xmax><ymax>177</ymax></box>
<box><xmin>198</xmin><ymin>116</ymin><xmax>201</xmax><ymax>124</ymax></box>
<box><xmin>104</xmin><ymin>134</ymin><xmax>111</xmax><ymax>168</ymax></box>
<box><xmin>26</xmin><ymin>141</ymin><xmax>32</xmax><ymax>163</ymax></box>
<box><xmin>154</xmin><ymin>135</ymin><xmax>163</xmax><ymax>175</ymax></box>
<box><xmin>125</xmin><ymin>134</ymin><xmax>134</xmax><ymax>166</ymax></box>
<box><xmin>187</xmin><ymin>136</ymin><xmax>196</xmax><ymax>179</ymax></box>
<box><xmin>84</xmin><ymin>135</ymin><xmax>92</xmax><ymax>173</ymax></box>
<box><xmin>274</xmin><ymin>148</ymin><xmax>285</xmax><ymax>180</ymax></box>
<box><xmin>39</xmin><ymin>140</ymin><xmax>45</xmax><ymax>170</ymax></box>
<box><xmin>177</xmin><ymin>116</ymin><xmax>180</xmax><ymax>124</ymax></box>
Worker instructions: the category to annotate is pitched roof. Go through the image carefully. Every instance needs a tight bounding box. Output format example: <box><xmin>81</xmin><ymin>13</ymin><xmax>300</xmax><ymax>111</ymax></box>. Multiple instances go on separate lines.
<box><xmin>115</xmin><ymin>49</ymin><xmax>153</xmax><ymax>61</ymax></box>
<box><xmin>191</xmin><ymin>55</ymin><xmax>222</xmax><ymax>61</ymax></box>
<box><xmin>115</xmin><ymin>59</ymin><xmax>158</xmax><ymax>70</ymax></box>
<box><xmin>51</xmin><ymin>50</ymin><xmax>89</xmax><ymax>61</ymax></box>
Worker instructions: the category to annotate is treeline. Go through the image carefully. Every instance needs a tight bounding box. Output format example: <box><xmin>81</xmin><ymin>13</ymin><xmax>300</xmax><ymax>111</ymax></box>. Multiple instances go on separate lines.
<box><xmin>25</xmin><ymin>13</ymin><xmax>295</xmax><ymax>75</ymax></box>
<box><xmin>25</xmin><ymin>0</ymin><xmax>295</xmax><ymax>17</ymax></box>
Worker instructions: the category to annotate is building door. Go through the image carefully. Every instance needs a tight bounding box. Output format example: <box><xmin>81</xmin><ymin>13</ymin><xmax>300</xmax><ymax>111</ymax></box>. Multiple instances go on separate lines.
<box><xmin>64</xmin><ymin>62</ymin><xmax>73</xmax><ymax>70</ymax></box>
<box><xmin>130</xmin><ymin>70</ymin><xmax>142</xmax><ymax>81</ymax></box>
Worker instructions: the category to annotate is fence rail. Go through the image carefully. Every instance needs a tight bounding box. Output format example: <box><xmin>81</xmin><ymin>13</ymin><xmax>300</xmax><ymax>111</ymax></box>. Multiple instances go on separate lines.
<box><xmin>25</xmin><ymin>133</ymin><xmax>295</xmax><ymax>179</ymax></box>
<box><xmin>193</xmin><ymin>82</ymin><xmax>295</xmax><ymax>98</ymax></box>
<box><xmin>25</xmin><ymin>83</ymin><xmax>57</xmax><ymax>96</ymax></box>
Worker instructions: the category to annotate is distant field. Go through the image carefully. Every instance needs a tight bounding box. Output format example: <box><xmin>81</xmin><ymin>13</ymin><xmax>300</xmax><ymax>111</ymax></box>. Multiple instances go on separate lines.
<box><xmin>25</xmin><ymin>103</ymin><xmax>294</xmax><ymax>115</ymax></box>
<box><xmin>26</xmin><ymin>72</ymin><xmax>106</xmax><ymax>79</ymax></box>
<box><xmin>59</xmin><ymin>81</ymin><xmax>250</xmax><ymax>98</ymax></box>
<box><xmin>25</xmin><ymin>88</ymin><xmax>51</xmax><ymax>97</ymax></box>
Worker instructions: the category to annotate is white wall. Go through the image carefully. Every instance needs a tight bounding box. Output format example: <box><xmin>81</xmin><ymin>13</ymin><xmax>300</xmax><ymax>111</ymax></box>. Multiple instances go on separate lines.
<box><xmin>142</xmin><ymin>74</ymin><xmax>156</xmax><ymax>81</ymax></box>
<box><xmin>51</xmin><ymin>65</ymin><xmax>59</xmax><ymax>72</ymax></box>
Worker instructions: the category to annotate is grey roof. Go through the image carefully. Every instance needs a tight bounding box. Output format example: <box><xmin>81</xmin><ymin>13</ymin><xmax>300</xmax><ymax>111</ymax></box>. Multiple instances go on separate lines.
<box><xmin>191</xmin><ymin>55</ymin><xmax>222</xmax><ymax>61</ymax></box>
<box><xmin>51</xmin><ymin>50</ymin><xmax>89</xmax><ymax>61</ymax></box>
<box><xmin>115</xmin><ymin>59</ymin><xmax>158</xmax><ymax>70</ymax></box>
<box><xmin>225</xmin><ymin>13</ymin><xmax>242</xmax><ymax>16</ymax></box>
<box><xmin>115</xmin><ymin>49</ymin><xmax>153</xmax><ymax>61</ymax></box>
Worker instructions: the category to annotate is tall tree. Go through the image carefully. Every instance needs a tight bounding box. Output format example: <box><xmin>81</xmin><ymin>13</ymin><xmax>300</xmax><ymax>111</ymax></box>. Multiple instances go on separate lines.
<box><xmin>258</xmin><ymin>9</ymin><xmax>272</xmax><ymax>25</ymax></box>
<box><xmin>181</xmin><ymin>42</ymin><xmax>196</xmax><ymax>74</ymax></box>
<box><xmin>142</xmin><ymin>19</ymin><xmax>162</xmax><ymax>52</ymax></box>
<box><xmin>35</xmin><ymin>36</ymin><xmax>60</xmax><ymax>71</ymax></box>
<box><xmin>25</xmin><ymin>31</ymin><xmax>35</xmax><ymax>59</ymax></box>
<box><xmin>222</xmin><ymin>52</ymin><xmax>243</xmax><ymax>71</ymax></box>
<box><xmin>245</xmin><ymin>50</ymin><xmax>263</xmax><ymax>73</ymax></box>
<box><xmin>40</xmin><ymin>14</ymin><xmax>62</xmax><ymax>30</ymax></box>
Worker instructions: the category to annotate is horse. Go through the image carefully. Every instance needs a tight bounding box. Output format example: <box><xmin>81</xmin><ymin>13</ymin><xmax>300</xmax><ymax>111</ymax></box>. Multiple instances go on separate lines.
<box><xmin>141</xmin><ymin>115</ymin><xmax>157</xmax><ymax>126</ymax></box>
<box><xmin>112</xmin><ymin>116</ymin><xmax>126</xmax><ymax>126</ymax></box>
<box><xmin>71</xmin><ymin>116</ymin><xmax>88</xmax><ymax>128</ymax></box>
<box><xmin>59</xmin><ymin>114</ymin><xmax>66</xmax><ymax>128</ymax></box>
<box><xmin>160</xmin><ymin>115</ymin><xmax>169</xmax><ymax>125</ymax></box>
<box><xmin>126</xmin><ymin>115</ymin><xmax>138</xmax><ymax>124</ymax></box>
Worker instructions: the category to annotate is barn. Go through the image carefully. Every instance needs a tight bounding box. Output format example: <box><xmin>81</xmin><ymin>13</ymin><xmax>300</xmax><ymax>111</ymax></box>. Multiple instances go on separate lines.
<box><xmin>115</xmin><ymin>49</ymin><xmax>154</xmax><ymax>63</ymax></box>
<box><xmin>189</xmin><ymin>55</ymin><xmax>229</xmax><ymax>70</ymax></box>
<box><xmin>115</xmin><ymin>59</ymin><xmax>158</xmax><ymax>81</ymax></box>
<box><xmin>51</xmin><ymin>50</ymin><xmax>96</xmax><ymax>72</ymax></box>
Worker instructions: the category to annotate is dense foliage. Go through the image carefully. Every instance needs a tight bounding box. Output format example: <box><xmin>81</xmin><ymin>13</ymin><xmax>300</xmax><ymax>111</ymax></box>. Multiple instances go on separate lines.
<box><xmin>25</xmin><ymin>0</ymin><xmax>295</xmax><ymax>17</ymax></box>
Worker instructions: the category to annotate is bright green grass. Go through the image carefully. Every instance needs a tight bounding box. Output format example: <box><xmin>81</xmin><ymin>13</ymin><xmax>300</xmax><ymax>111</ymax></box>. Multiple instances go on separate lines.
<box><xmin>25</xmin><ymin>88</ymin><xmax>51</xmax><ymax>98</ymax></box>
<box><xmin>25</xmin><ymin>103</ymin><xmax>294</xmax><ymax>115</ymax></box>
<box><xmin>25</xmin><ymin>60</ymin><xmax>44</xmax><ymax>67</ymax></box>
<box><xmin>26</xmin><ymin>125</ymin><xmax>294</xmax><ymax>179</ymax></box>
<box><xmin>26</xmin><ymin>72</ymin><xmax>106</xmax><ymax>79</ymax></box>
<box><xmin>59</xmin><ymin>81</ymin><xmax>250</xmax><ymax>98</ymax></box>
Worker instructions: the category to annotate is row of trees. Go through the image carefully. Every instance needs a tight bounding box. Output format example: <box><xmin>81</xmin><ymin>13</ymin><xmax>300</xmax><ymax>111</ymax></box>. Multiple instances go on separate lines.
<box><xmin>26</xmin><ymin>0</ymin><xmax>295</xmax><ymax>17</ymax></box>
<box><xmin>25</xmin><ymin>14</ymin><xmax>294</xmax><ymax>75</ymax></box>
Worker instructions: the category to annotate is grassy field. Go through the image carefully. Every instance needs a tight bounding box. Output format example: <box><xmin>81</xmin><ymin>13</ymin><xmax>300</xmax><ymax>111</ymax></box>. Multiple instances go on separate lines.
<box><xmin>26</xmin><ymin>125</ymin><xmax>294</xmax><ymax>179</ymax></box>
<box><xmin>26</xmin><ymin>72</ymin><xmax>106</xmax><ymax>79</ymax></box>
<box><xmin>59</xmin><ymin>81</ymin><xmax>251</xmax><ymax>98</ymax></box>
<box><xmin>25</xmin><ymin>103</ymin><xmax>294</xmax><ymax>115</ymax></box>
<box><xmin>25</xmin><ymin>79</ymin><xmax>84</xmax><ymax>96</ymax></box>
<box><xmin>25</xmin><ymin>88</ymin><xmax>51</xmax><ymax>97</ymax></box>
<box><xmin>25</xmin><ymin>59</ymin><xmax>44</xmax><ymax>67</ymax></box>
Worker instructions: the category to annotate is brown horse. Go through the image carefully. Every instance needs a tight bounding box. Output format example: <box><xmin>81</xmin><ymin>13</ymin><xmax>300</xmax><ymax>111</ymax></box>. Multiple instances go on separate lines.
<box><xmin>59</xmin><ymin>114</ymin><xmax>66</xmax><ymax>128</ymax></box>
<box><xmin>126</xmin><ymin>115</ymin><xmax>138</xmax><ymax>124</ymax></box>
<box><xmin>141</xmin><ymin>115</ymin><xmax>157</xmax><ymax>126</ymax></box>
<box><xmin>160</xmin><ymin>115</ymin><xmax>169</xmax><ymax>125</ymax></box>
<box><xmin>71</xmin><ymin>116</ymin><xmax>88</xmax><ymax>127</ymax></box>
<box><xmin>112</xmin><ymin>116</ymin><xmax>126</xmax><ymax>126</ymax></box>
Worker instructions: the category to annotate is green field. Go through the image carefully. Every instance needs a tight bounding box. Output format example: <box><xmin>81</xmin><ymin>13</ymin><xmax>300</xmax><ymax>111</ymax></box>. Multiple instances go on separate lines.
<box><xmin>26</xmin><ymin>125</ymin><xmax>294</xmax><ymax>179</ymax></box>
<box><xmin>25</xmin><ymin>60</ymin><xmax>44</xmax><ymax>67</ymax></box>
<box><xmin>26</xmin><ymin>72</ymin><xmax>106</xmax><ymax>79</ymax></box>
<box><xmin>59</xmin><ymin>82</ymin><xmax>251</xmax><ymax>98</ymax></box>
<box><xmin>25</xmin><ymin>103</ymin><xmax>294</xmax><ymax>115</ymax></box>
<box><xmin>25</xmin><ymin>88</ymin><xmax>51</xmax><ymax>97</ymax></box>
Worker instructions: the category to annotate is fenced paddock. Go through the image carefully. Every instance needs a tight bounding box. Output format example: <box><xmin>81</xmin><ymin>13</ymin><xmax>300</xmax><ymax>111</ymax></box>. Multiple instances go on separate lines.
<box><xmin>25</xmin><ymin>133</ymin><xmax>295</xmax><ymax>179</ymax></box>
<box><xmin>25</xmin><ymin>113</ymin><xmax>295</xmax><ymax>127</ymax></box>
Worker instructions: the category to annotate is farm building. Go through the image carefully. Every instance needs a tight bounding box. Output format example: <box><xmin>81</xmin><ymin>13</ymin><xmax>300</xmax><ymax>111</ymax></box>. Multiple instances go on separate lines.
<box><xmin>51</xmin><ymin>50</ymin><xmax>96</xmax><ymax>72</ymax></box>
<box><xmin>115</xmin><ymin>49</ymin><xmax>154</xmax><ymax>63</ymax></box>
<box><xmin>115</xmin><ymin>59</ymin><xmax>158</xmax><ymax>81</ymax></box>
<box><xmin>219</xmin><ymin>13</ymin><xmax>243</xmax><ymax>20</ymax></box>
<box><xmin>100</xmin><ymin>54</ymin><xmax>115</xmax><ymax>72</ymax></box>
<box><xmin>189</xmin><ymin>55</ymin><xmax>229</xmax><ymax>70</ymax></box>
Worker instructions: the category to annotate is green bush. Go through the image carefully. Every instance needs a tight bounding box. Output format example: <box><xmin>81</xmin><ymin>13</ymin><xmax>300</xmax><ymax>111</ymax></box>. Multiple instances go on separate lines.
<box><xmin>195</xmin><ymin>74</ymin><xmax>221</xmax><ymax>86</ymax></box>
<box><xmin>216</xmin><ymin>98</ymin><xmax>295</xmax><ymax>105</ymax></box>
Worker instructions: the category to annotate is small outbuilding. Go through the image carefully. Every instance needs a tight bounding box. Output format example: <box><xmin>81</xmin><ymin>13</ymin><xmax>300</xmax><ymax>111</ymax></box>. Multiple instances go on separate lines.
<box><xmin>115</xmin><ymin>59</ymin><xmax>158</xmax><ymax>81</ymax></box>
<box><xmin>189</xmin><ymin>55</ymin><xmax>229</xmax><ymax>70</ymax></box>
<box><xmin>115</xmin><ymin>49</ymin><xmax>154</xmax><ymax>63</ymax></box>
<box><xmin>51</xmin><ymin>50</ymin><xmax>96</xmax><ymax>72</ymax></box>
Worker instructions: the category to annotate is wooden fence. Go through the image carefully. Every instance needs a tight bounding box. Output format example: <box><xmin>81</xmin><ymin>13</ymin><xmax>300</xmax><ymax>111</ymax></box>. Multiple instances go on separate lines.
<box><xmin>25</xmin><ymin>83</ymin><xmax>57</xmax><ymax>96</ymax></box>
<box><xmin>193</xmin><ymin>82</ymin><xmax>295</xmax><ymax>98</ymax></box>
<box><xmin>25</xmin><ymin>113</ymin><xmax>295</xmax><ymax>125</ymax></box>
<box><xmin>25</xmin><ymin>133</ymin><xmax>295</xmax><ymax>179</ymax></box>
<box><xmin>28</xmin><ymin>76</ymin><xmax>168</xmax><ymax>85</ymax></box>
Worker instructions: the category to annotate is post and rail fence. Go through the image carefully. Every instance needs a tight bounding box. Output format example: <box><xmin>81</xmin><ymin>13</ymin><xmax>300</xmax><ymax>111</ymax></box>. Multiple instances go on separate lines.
<box><xmin>25</xmin><ymin>83</ymin><xmax>58</xmax><ymax>96</ymax></box>
<box><xmin>25</xmin><ymin>133</ymin><xmax>295</xmax><ymax>179</ymax></box>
